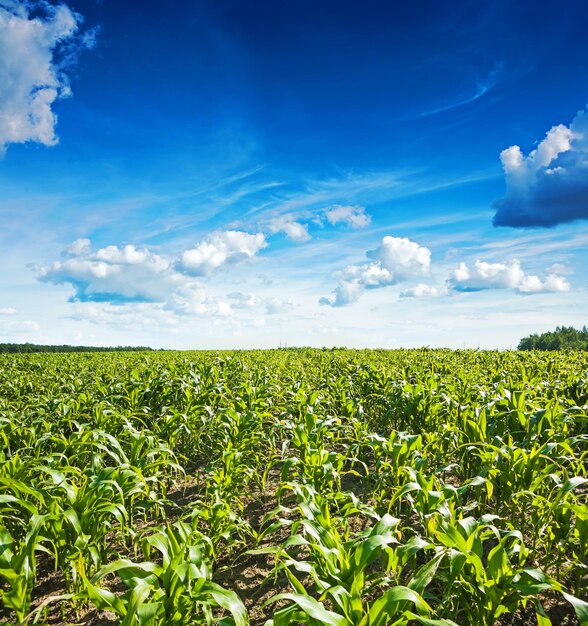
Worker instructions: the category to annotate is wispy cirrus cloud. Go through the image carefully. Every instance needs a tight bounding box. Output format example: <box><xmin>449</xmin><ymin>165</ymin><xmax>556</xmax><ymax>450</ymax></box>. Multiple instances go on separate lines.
<box><xmin>415</xmin><ymin>65</ymin><xmax>502</xmax><ymax>119</ymax></box>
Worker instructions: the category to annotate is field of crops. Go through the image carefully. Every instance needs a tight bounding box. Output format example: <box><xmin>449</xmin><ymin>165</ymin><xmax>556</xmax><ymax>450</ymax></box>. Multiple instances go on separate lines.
<box><xmin>0</xmin><ymin>349</ymin><xmax>586</xmax><ymax>626</ymax></box>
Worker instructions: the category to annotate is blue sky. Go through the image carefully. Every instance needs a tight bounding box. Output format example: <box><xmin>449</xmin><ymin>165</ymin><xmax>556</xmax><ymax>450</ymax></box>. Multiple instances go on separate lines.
<box><xmin>1</xmin><ymin>0</ymin><xmax>587</xmax><ymax>348</ymax></box>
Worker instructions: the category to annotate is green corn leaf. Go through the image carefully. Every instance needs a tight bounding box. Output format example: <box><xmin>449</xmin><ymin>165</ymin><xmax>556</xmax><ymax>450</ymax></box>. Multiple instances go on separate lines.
<box><xmin>264</xmin><ymin>593</ymin><xmax>347</xmax><ymax>626</ymax></box>
<box><xmin>368</xmin><ymin>586</ymin><xmax>432</xmax><ymax>626</ymax></box>
<box><xmin>206</xmin><ymin>581</ymin><xmax>249</xmax><ymax>626</ymax></box>
<box><xmin>562</xmin><ymin>591</ymin><xmax>588</xmax><ymax>625</ymax></box>
<box><xmin>120</xmin><ymin>579</ymin><xmax>154</xmax><ymax>626</ymax></box>
<box><xmin>534</xmin><ymin>600</ymin><xmax>553</xmax><ymax>626</ymax></box>
<box><xmin>561</xmin><ymin>477</ymin><xmax>588</xmax><ymax>497</ymax></box>
<box><xmin>403</xmin><ymin>612</ymin><xmax>460</xmax><ymax>626</ymax></box>
<box><xmin>408</xmin><ymin>552</ymin><xmax>445</xmax><ymax>594</ymax></box>
<box><xmin>80</xmin><ymin>576</ymin><xmax>127</xmax><ymax>616</ymax></box>
<box><xmin>92</xmin><ymin>558</ymin><xmax>161</xmax><ymax>585</ymax></box>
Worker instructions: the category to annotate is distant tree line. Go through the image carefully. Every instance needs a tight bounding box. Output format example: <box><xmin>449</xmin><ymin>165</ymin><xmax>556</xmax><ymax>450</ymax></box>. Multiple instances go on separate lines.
<box><xmin>0</xmin><ymin>343</ymin><xmax>153</xmax><ymax>353</ymax></box>
<box><xmin>518</xmin><ymin>326</ymin><xmax>588</xmax><ymax>351</ymax></box>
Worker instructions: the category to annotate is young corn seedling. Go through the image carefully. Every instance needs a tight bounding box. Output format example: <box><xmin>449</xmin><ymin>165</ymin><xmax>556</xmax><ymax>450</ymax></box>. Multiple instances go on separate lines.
<box><xmin>0</xmin><ymin>515</ymin><xmax>49</xmax><ymax>625</ymax></box>
<box><xmin>81</xmin><ymin>520</ymin><xmax>248</xmax><ymax>625</ymax></box>
<box><xmin>262</xmin><ymin>484</ymin><xmax>456</xmax><ymax>626</ymax></box>
<box><xmin>431</xmin><ymin>514</ymin><xmax>588</xmax><ymax>625</ymax></box>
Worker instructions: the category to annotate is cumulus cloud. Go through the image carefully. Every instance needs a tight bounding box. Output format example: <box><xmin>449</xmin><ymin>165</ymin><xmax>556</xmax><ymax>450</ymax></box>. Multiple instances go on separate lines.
<box><xmin>0</xmin><ymin>306</ymin><xmax>17</xmax><ymax>315</ymax></box>
<box><xmin>518</xmin><ymin>273</ymin><xmax>570</xmax><ymax>294</ymax></box>
<box><xmin>448</xmin><ymin>259</ymin><xmax>570</xmax><ymax>295</ymax></box>
<box><xmin>493</xmin><ymin>108</ymin><xmax>588</xmax><ymax>227</ymax></box>
<box><xmin>37</xmin><ymin>242</ymin><xmax>183</xmax><ymax>303</ymax></box>
<box><xmin>267</xmin><ymin>216</ymin><xmax>311</xmax><ymax>242</ymax></box>
<box><xmin>0</xmin><ymin>0</ymin><xmax>93</xmax><ymax>154</ymax></box>
<box><xmin>180</xmin><ymin>230</ymin><xmax>267</xmax><ymax>275</ymax></box>
<box><xmin>367</xmin><ymin>236</ymin><xmax>431</xmax><ymax>279</ymax></box>
<box><xmin>41</xmin><ymin>242</ymin><xmax>229</xmax><ymax>315</ymax></box>
<box><xmin>338</xmin><ymin>262</ymin><xmax>394</xmax><ymax>286</ymax></box>
<box><xmin>36</xmin><ymin>239</ymin><xmax>250</xmax><ymax>317</ymax></box>
<box><xmin>323</xmin><ymin>205</ymin><xmax>371</xmax><ymax>229</ymax></box>
<box><xmin>320</xmin><ymin>235</ymin><xmax>431</xmax><ymax>306</ymax></box>
<box><xmin>400</xmin><ymin>284</ymin><xmax>441</xmax><ymax>298</ymax></box>
<box><xmin>36</xmin><ymin>237</ymin><xmax>292</xmax><ymax>322</ymax></box>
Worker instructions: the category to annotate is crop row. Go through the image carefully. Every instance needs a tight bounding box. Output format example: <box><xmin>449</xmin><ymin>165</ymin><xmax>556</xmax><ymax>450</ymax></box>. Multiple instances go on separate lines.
<box><xmin>0</xmin><ymin>348</ymin><xmax>586</xmax><ymax>625</ymax></box>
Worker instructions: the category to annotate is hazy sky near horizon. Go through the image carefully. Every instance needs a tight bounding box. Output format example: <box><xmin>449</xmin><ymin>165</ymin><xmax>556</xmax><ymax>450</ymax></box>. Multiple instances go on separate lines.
<box><xmin>1</xmin><ymin>0</ymin><xmax>587</xmax><ymax>349</ymax></box>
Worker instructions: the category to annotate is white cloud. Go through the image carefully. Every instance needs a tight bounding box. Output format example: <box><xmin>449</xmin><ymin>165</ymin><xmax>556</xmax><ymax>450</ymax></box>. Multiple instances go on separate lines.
<box><xmin>95</xmin><ymin>244</ymin><xmax>168</xmax><ymax>267</ymax></box>
<box><xmin>227</xmin><ymin>292</ymin><xmax>262</xmax><ymax>309</ymax></box>
<box><xmin>323</xmin><ymin>205</ymin><xmax>371</xmax><ymax>229</ymax></box>
<box><xmin>319</xmin><ymin>280</ymin><xmax>365</xmax><ymax>307</ymax></box>
<box><xmin>367</xmin><ymin>236</ymin><xmax>431</xmax><ymax>279</ymax></box>
<box><xmin>500</xmin><ymin>125</ymin><xmax>574</xmax><ymax>187</ymax></box>
<box><xmin>165</xmin><ymin>282</ymin><xmax>234</xmax><ymax>317</ymax></box>
<box><xmin>260</xmin><ymin>204</ymin><xmax>370</xmax><ymax>244</ymax></box>
<box><xmin>228</xmin><ymin>292</ymin><xmax>295</xmax><ymax>315</ymax></box>
<box><xmin>37</xmin><ymin>240</ymin><xmax>244</xmax><ymax>317</ymax></box>
<box><xmin>180</xmin><ymin>230</ymin><xmax>267</xmax><ymax>275</ymax></box>
<box><xmin>0</xmin><ymin>306</ymin><xmax>17</xmax><ymax>315</ymax></box>
<box><xmin>493</xmin><ymin>108</ymin><xmax>588</xmax><ymax>227</ymax></box>
<box><xmin>320</xmin><ymin>235</ymin><xmax>431</xmax><ymax>306</ymax></box>
<box><xmin>450</xmin><ymin>259</ymin><xmax>524</xmax><ymax>290</ymax></box>
<box><xmin>35</xmin><ymin>237</ymin><xmax>296</xmax><ymax>323</ymax></box>
<box><xmin>69</xmin><ymin>302</ymin><xmax>181</xmax><ymax>332</ymax></box>
<box><xmin>267</xmin><ymin>215</ymin><xmax>311</xmax><ymax>242</ymax></box>
<box><xmin>335</xmin><ymin>262</ymin><xmax>394</xmax><ymax>288</ymax></box>
<box><xmin>448</xmin><ymin>259</ymin><xmax>570</xmax><ymax>295</ymax></box>
<box><xmin>518</xmin><ymin>273</ymin><xmax>570</xmax><ymax>294</ymax></box>
<box><xmin>312</xmin><ymin>324</ymin><xmax>339</xmax><ymax>336</ymax></box>
<box><xmin>400</xmin><ymin>284</ymin><xmax>441</xmax><ymax>298</ymax></box>
<box><xmin>37</xmin><ymin>242</ymin><xmax>183</xmax><ymax>303</ymax></box>
<box><xmin>264</xmin><ymin>296</ymin><xmax>294</xmax><ymax>314</ymax></box>
<box><xmin>546</xmin><ymin>262</ymin><xmax>572</xmax><ymax>276</ymax></box>
<box><xmin>0</xmin><ymin>317</ymin><xmax>39</xmax><ymax>338</ymax></box>
<box><xmin>0</xmin><ymin>1</ymin><xmax>91</xmax><ymax>153</ymax></box>
<box><xmin>65</xmin><ymin>238</ymin><xmax>91</xmax><ymax>256</ymax></box>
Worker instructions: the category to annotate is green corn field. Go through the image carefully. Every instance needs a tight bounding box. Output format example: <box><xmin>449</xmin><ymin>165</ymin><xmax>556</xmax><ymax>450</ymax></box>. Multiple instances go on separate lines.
<box><xmin>0</xmin><ymin>348</ymin><xmax>586</xmax><ymax>625</ymax></box>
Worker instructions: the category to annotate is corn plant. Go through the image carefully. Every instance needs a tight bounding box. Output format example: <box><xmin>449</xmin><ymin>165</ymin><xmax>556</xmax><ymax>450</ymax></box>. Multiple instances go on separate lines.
<box><xmin>81</xmin><ymin>521</ymin><xmax>248</xmax><ymax>625</ymax></box>
<box><xmin>0</xmin><ymin>515</ymin><xmax>49</xmax><ymax>624</ymax></box>
<box><xmin>260</xmin><ymin>483</ymin><xmax>456</xmax><ymax>626</ymax></box>
<box><xmin>430</xmin><ymin>514</ymin><xmax>588</xmax><ymax>625</ymax></box>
